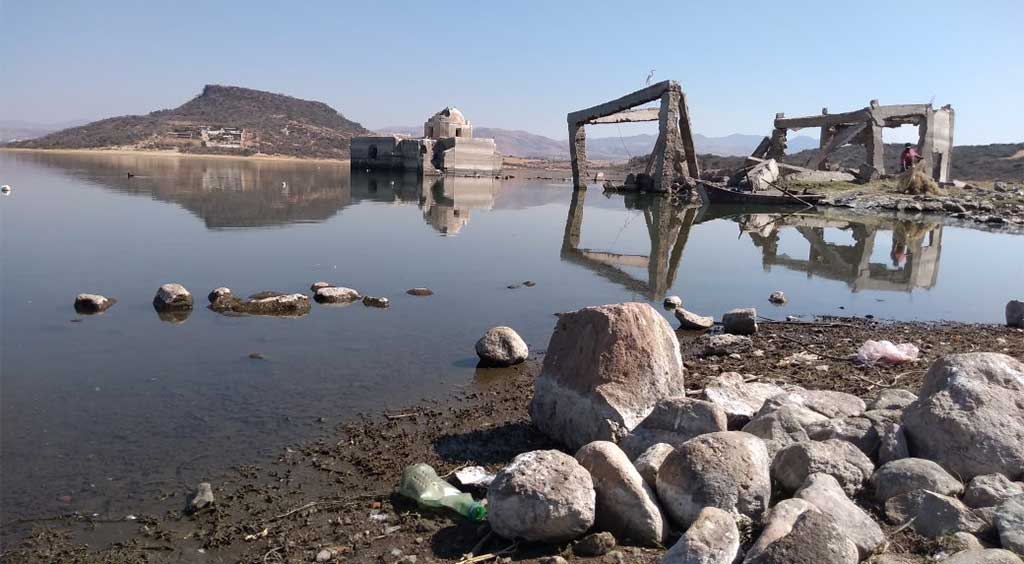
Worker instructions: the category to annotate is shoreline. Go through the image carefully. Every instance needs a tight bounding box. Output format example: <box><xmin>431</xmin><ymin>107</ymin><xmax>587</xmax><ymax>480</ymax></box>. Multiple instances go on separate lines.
<box><xmin>3</xmin><ymin>315</ymin><xmax>1022</xmax><ymax>564</ymax></box>
<box><xmin>0</xmin><ymin>147</ymin><xmax>350</xmax><ymax>165</ymax></box>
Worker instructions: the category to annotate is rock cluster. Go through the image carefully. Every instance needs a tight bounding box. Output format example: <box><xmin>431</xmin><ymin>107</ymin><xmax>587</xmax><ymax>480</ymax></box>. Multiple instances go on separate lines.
<box><xmin>498</xmin><ymin>305</ymin><xmax>1024</xmax><ymax>563</ymax></box>
<box><xmin>209</xmin><ymin>288</ymin><xmax>312</xmax><ymax>316</ymax></box>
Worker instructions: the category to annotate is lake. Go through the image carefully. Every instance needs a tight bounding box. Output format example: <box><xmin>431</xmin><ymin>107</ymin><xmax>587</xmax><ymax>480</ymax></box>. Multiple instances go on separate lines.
<box><xmin>1</xmin><ymin>150</ymin><xmax>1021</xmax><ymax>523</ymax></box>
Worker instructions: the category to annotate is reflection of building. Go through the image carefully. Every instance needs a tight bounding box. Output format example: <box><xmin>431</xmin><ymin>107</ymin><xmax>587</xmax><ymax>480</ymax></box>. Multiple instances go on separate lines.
<box><xmin>561</xmin><ymin>189</ymin><xmax>698</xmax><ymax>299</ymax></box>
<box><xmin>742</xmin><ymin>212</ymin><xmax>942</xmax><ymax>292</ymax></box>
<box><xmin>351</xmin><ymin>107</ymin><xmax>502</xmax><ymax>175</ymax></box>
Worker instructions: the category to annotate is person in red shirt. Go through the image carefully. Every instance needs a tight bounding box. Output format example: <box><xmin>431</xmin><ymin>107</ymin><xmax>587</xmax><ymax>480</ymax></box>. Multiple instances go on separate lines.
<box><xmin>900</xmin><ymin>143</ymin><xmax>922</xmax><ymax>171</ymax></box>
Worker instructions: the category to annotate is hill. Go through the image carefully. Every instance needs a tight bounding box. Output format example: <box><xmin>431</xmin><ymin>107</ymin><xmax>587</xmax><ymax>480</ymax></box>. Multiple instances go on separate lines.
<box><xmin>785</xmin><ymin>142</ymin><xmax>1024</xmax><ymax>181</ymax></box>
<box><xmin>8</xmin><ymin>85</ymin><xmax>370</xmax><ymax>159</ymax></box>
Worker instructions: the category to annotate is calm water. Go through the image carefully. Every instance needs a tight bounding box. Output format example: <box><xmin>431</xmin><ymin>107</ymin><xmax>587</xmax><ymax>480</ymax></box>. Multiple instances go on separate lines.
<box><xmin>1</xmin><ymin>151</ymin><xmax>1022</xmax><ymax>523</ymax></box>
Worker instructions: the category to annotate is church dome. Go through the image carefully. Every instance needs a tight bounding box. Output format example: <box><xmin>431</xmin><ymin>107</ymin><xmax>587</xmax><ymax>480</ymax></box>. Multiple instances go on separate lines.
<box><xmin>435</xmin><ymin>106</ymin><xmax>467</xmax><ymax>124</ymax></box>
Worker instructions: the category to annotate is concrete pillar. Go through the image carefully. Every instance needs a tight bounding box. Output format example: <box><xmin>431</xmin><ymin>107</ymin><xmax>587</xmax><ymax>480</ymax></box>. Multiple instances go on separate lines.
<box><xmin>651</xmin><ymin>89</ymin><xmax>684</xmax><ymax>192</ymax></box>
<box><xmin>561</xmin><ymin>187</ymin><xmax>586</xmax><ymax>253</ymax></box>
<box><xmin>677</xmin><ymin>91</ymin><xmax>701</xmax><ymax>177</ymax></box>
<box><xmin>569</xmin><ymin>122</ymin><xmax>588</xmax><ymax>190</ymax></box>
<box><xmin>865</xmin><ymin>122</ymin><xmax>885</xmax><ymax>175</ymax></box>
<box><xmin>919</xmin><ymin>107</ymin><xmax>935</xmax><ymax>178</ymax></box>
<box><xmin>766</xmin><ymin>128</ymin><xmax>788</xmax><ymax>160</ymax></box>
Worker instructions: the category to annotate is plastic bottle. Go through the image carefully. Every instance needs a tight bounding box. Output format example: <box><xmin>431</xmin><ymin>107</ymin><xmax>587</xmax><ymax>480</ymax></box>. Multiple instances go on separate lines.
<box><xmin>399</xmin><ymin>463</ymin><xmax>486</xmax><ymax>522</ymax></box>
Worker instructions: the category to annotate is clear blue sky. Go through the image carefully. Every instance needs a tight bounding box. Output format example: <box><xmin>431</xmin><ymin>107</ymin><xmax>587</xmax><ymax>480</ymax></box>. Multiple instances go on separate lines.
<box><xmin>3</xmin><ymin>0</ymin><xmax>1021</xmax><ymax>144</ymax></box>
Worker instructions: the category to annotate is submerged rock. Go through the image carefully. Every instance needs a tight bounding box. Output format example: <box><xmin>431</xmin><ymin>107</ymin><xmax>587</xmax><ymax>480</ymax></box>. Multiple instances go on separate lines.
<box><xmin>209</xmin><ymin>290</ymin><xmax>311</xmax><ymax>317</ymax></box>
<box><xmin>487</xmin><ymin>450</ymin><xmax>595</xmax><ymax>543</ymax></box>
<box><xmin>310</xmin><ymin>281</ymin><xmax>332</xmax><ymax>292</ymax></box>
<box><xmin>153</xmin><ymin>283</ymin><xmax>193</xmax><ymax>311</ymax></box>
<box><xmin>362</xmin><ymin>296</ymin><xmax>389</xmax><ymax>308</ymax></box>
<box><xmin>208</xmin><ymin>287</ymin><xmax>232</xmax><ymax>303</ymax></box>
<box><xmin>406</xmin><ymin>287</ymin><xmax>434</xmax><ymax>296</ymax></box>
<box><xmin>530</xmin><ymin>302</ymin><xmax>685</xmax><ymax>450</ymax></box>
<box><xmin>314</xmin><ymin>286</ymin><xmax>360</xmax><ymax>304</ymax></box>
<box><xmin>903</xmin><ymin>353</ymin><xmax>1024</xmax><ymax>480</ymax></box>
<box><xmin>475</xmin><ymin>326</ymin><xmax>529</xmax><ymax>367</ymax></box>
<box><xmin>74</xmin><ymin>293</ymin><xmax>116</xmax><ymax>314</ymax></box>
<box><xmin>769</xmin><ymin>291</ymin><xmax>787</xmax><ymax>305</ymax></box>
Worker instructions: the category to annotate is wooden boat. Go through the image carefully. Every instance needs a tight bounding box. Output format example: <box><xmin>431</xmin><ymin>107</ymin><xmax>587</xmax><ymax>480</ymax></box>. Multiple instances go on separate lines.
<box><xmin>700</xmin><ymin>182</ymin><xmax>826</xmax><ymax>206</ymax></box>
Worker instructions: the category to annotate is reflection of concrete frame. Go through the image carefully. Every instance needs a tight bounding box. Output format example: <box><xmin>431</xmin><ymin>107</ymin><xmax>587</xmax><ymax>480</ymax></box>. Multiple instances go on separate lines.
<box><xmin>746</xmin><ymin>214</ymin><xmax>943</xmax><ymax>292</ymax></box>
<box><xmin>567</xmin><ymin>80</ymin><xmax>700</xmax><ymax>192</ymax></box>
<box><xmin>560</xmin><ymin>189</ymin><xmax>697</xmax><ymax>299</ymax></box>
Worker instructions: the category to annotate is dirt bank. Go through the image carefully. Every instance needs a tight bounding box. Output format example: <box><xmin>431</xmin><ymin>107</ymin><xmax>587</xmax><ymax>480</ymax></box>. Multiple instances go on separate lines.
<box><xmin>2</xmin><ymin>317</ymin><xmax>1023</xmax><ymax>564</ymax></box>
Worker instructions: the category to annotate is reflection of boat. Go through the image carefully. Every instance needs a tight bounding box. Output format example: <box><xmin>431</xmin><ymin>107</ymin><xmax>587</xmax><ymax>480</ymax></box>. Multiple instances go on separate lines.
<box><xmin>701</xmin><ymin>182</ymin><xmax>826</xmax><ymax>206</ymax></box>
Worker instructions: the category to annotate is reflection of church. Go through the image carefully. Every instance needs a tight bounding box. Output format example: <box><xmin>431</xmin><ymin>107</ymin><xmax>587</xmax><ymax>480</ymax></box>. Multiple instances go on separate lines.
<box><xmin>741</xmin><ymin>213</ymin><xmax>942</xmax><ymax>292</ymax></box>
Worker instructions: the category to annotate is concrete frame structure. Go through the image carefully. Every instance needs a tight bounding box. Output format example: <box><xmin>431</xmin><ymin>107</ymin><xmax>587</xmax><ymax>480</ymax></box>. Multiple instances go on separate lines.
<box><xmin>757</xmin><ymin>101</ymin><xmax>955</xmax><ymax>182</ymax></box>
<box><xmin>568</xmin><ymin>80</ymin><xmax>700</xmax><ymax>192</ymax></box>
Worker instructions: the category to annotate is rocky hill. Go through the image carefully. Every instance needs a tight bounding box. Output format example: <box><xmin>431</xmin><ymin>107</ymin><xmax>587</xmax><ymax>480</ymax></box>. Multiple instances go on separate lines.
<box><xmin>785</xmin><ymin>142</ymin><xmax>1024</xmax><ymax>182</ymax></box>
<box><xmin>8</xmin><ymin>85</ymin><xmax>370</xmax><ymax>159</ymax></box>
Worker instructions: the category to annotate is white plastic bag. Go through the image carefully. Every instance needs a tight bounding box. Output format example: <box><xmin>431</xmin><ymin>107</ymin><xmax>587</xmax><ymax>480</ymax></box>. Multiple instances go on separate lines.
<box><xmin>856</xmin><ymin>340</ymin><xmax>919</xmax><ymax>365</ymax></box>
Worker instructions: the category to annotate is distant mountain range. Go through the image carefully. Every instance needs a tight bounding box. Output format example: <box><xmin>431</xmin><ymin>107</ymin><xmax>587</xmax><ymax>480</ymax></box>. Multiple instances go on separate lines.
<box><xmin>374</xmin><ymin>126</ymin><xmax>819</xmax><ymax>159</ymax></box>
<box><xmin>7</xmin><ymin>85</ymin><xmax>370</xmax><ymax>159</ymax></box>
<box><xmin>0</xmin><ymin>119</ymin><xmax>89</xmax><ymax>143</ymax></box>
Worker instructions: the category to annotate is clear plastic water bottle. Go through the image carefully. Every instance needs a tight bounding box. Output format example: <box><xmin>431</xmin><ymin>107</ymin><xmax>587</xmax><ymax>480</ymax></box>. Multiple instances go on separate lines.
<box><xmin>399</xmin><ymin>463</ymin><xmax>486</xmax><ymax>522</ymax></box>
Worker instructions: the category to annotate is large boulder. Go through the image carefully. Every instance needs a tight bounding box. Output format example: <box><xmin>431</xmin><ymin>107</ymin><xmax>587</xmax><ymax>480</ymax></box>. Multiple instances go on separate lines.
<box><xmin>795</xmin><ymin>473</ymin><xmax>885</xmax><ymax>559</ymax></box>
<box><xmin>153</xmin><ymin>283</ymin><xmax>193</xmax><ymax>310</ymax></box>
<box><xmin>662</xmin><ymin>507</ymin><xmax>740</xmax><ymax>564</ymax></box>
<box><xmin>965</xmin><ymin>475</ymin><xmax>1024</xmax><ymax>509</ymax></box>
<box><xmin>575</xmin><ymin>441</ymin><xmax>667</xmax><ymax>546</ymax></box>
<box><xmin>487</xmin><ymin>450</ymin><xmax>595</xmax><ymax>543</ymax></box>
<box><xmin>871</xmin><ymin>458</ymin><xmax>964</xmax><ymax>502</ymax></box>
<box><xmin>702</xmin><ymin>372</ymin><xmax>786</xmax><ymax>429</ymax></box>
<box><xmin>903</xmin><ymin>353</ymin><xmax>1024</xmax><ymax>480</ymax></box>
<box><xmin>619</xmin><ymin>397</ymin><xmax>727</xmax><ymax>458</ymax></box>
<box><xmin>530</xmin><ymin>303</ymin><xmax>685</xmax><ymax>450</ymax></box>
<box><xmin>884</xmin><ymin>489</ymin><xmax>987</xmax><ymax>538</ymax></box>
<box><xmin>656</xmin><ymin>431</ymin><xmax>771</xmax><ymax>527</ymax></box>
<box><xmin>475</xmin><ymin>326</ymin><xmax>529</xmax><ymax>367</ymax></box>
<box><xmin>744</xmin><ymin>510</ymin><xmax>858</xmax><ymax>564</ymax></box>
<box><xmin>995</xmin><ymin>495</ymin><xmax>1024</xmax><ymax>557</ymax></box>
<box><xmin>722</xmin><ymin>308</ymin><xmax>758</xmax><ymax>335</ymax></box>
<box><xmin>771</xmin><ymin>439</ymin><xmax>874</xmax><ymax>495</ymax></box>
<box><xmin>1007</xmin><ymin>300</ymin><xmax>1024</xmax><ymax>328</ymax></box>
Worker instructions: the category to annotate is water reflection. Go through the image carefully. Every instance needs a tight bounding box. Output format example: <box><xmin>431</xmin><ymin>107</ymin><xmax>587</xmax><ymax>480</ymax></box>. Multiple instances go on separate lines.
<box><xmin>350</xmin><ymin>171</ymin><xmax>499</xmax><ymax>235</ymax></box>
<box><xmin>561</xmin><ymin>193</ymin><xmax>945</xmax><ymax>299</ymax></box>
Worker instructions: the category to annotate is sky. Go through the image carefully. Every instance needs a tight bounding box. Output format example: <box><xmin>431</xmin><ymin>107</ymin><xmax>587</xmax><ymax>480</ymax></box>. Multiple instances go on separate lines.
<box><xmin>2</xmin><ymin>0</ymin><xmax>1022</xmax><ymax>144</ymax></box>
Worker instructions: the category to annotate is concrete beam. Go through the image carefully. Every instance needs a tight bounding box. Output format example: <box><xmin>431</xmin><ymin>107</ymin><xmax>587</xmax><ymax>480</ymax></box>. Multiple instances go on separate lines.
<box><xmin>808</xmin><ymin>122</ymin><xmax>866</xmax><ymax>170</ymax></box>
<box><xmin>870</xmin><ymin>104</ymin><xmax>930</xmax><ymax>120</ymax></box>
<box><xmin>588</xmin><ymin>108</ymin><xmax>660</xmax><ymax>124</ymax></box>
<box><xmin>775</xmin><ymin>108</ymin><xmax>871</xmax><ymax>129</ymax></box>
<box><xmin>568</xmin><ymin>80</ymin><xmax>675</xmax><ymax>125</ymax></box>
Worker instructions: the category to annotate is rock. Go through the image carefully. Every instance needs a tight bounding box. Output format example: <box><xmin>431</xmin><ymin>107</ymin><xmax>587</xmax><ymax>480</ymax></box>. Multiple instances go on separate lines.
<box><xmin>722</xmin><ymin>308</ymin><xmax>758</xmax><ymax>335</ymax></box>
<box><xmin>633</xmin><ymin>443</ymin><xmax>674</xmax><ymax>488</ymax></box>
<box><xmin>362</xmin><ymin>296</ymin><xmax>390</xmax><ymax>308</ymax></box>
<box><xmin>786</xmin><ymin>170</ymin><xmax>856</xmax><ymax>183</ymax></box>
<box><xmin>152</xmin><ymin>283</ymin><xmax>193</xmax><ymax>310</ymax></box>
<box><xmin>475</xmin><ymin>327</ymin><xmax>529</xmax><ymax>367</ymax></box>
<box><xmin>1008</xmin><ymin>301</ymin><xmax>1024</xmax><ymax>328</ymax></box>
<box><xmin>575</xmin><ymin>441</ymin><xmax>667</xmax><ymax>546</ymax></box>
<box><xmin>744</xmin><ymin>498</ymin><xmax>816</xmax><ymax>562</ymax></box>
<box><xmin>74</xmin><ymin>293</ymin><xmax>115</xmax><ymax>314</ymax></box>
<box><xmin>487</xmin><ymin>450</ymin><xmax>595</xmax><ymax>543</ymax></box>
<box><xmin>699</xmin><ymin>334</ymin><xmax>753</xmax><ymax>357</ymax></box>
<box><xmin>760</xmin><ymin>389</ymin><xmax>865</xmax><ymax>420</ymax></box>
<box><xmin>675</xmin><ymin>308</ymin><xmax>714</xmax><ymax>330</ymax></box>
<box><xmin>573</xmin><ymin>531</ymin><xmax>616</xmax><ymax>557</ymax></box>
<box><xmin>742</xmin><ymin>406</ymin><xmax>814</xmax><ymax>459</ymax></box>
<box><xmin>903</xmin><ymin>353</ymin><xmax>1024</xmax><ymax>480</ymax></box>
<box><xmin>772</xmin><ymin>440</ymin><xmax>874</xmax><ymax>495</ymax></box>
<box><xmin>656</xmin><ymin>431</ymin><xmax>771</xmax><ymax>527</ymax></box>
<box><xmin>316</xmin><ymin>548</ymin><xmax>332</xmax><ymax>562</ymax></box>
<box><xmin>877</xmin><ymin>422</ymin><xmax>911</xmax><ymax>465</ymax></box>
<box><xmin>538</xmin><ymin>558</ymin><xmax>567</xmax><ymax>564</ymax></box>
<box><xmin>189</xmin><ymin>482</ymin><xmax>214</xmax><ymax>512</ymax></box>
<box><xmin>619</xmin><ymin>397</ymin><xmax>727</xmax><ymax>458</ymax></box>
<box><xmin>795</xmin><ymin>473</ymin><xmax>885</xmax><ymax>559</ymax></box>
<box><xmin>530</xmin><ymin>303</ymin><xmax>685</xmax><ymax>450</ymax></box>
<box><xmin>662</xmin><ymin>507</ymin><xmax>739</xmax><ymax>564</ymax></box>
<box><xmin>949</xmin><ymin>532</ymin><xmax>985</xmax><ymax>552</ymax></box>
<box><xmin>744</xmin><ymin>510</ymin><xmax>858</xmax><ymax>564</ymax></box>
<box><xmin>207</xmin><ymin>287</ymin><xmax>232</xmax><ymax>303</ymax></box>
<box><xmin>769</xmin><ymin>291</ymin><xmax>787</xmax><ymax>305</ymax></box>
<box><xmin>314</xmin><ymin>286</ymin><xmax>361</xmax><ymax>304</ymax></box>
<box><xmin>940</xmin><ymin>549</ymin><xmax>1024</xmax><ymax>564</ymax></box>
<box><xmin>871</xmin><ymin>458</ymin><xmax>964</xmax><ymax>502</ymax></box>
<box><xmin>965</xmin><ymin>475</ymin><xmax>1024</xmax><ymax>508</ymax></box>
<box><xmin>210</xmin><ymin>292</ymin><xmax>311</xmax><ymax>316</ymax></box>
<box><xmin>995</xmin><ymin>495</ymin><xmax>1024</xmax><ymax>557</ymax></box>
<box><xmin>664</xmin><ymin>295</ymin><xmax>683</xmax><ymax>309</ymax></box>
<box><xmin>310</xmin><ymin>281</ymin><xmax>332</xmax><ymax>292</ymax></box>
<box><xmin>884</xmin><ymin>489</ymin><xmax>986</xmax><ymax>537</ymax></box>
<box><xmin>702</xmin><ymin>372</ymin><xmax>786</xmax><ymax>429</ymax></box>
<box><xmin>805</xmin><ymin>416</ymin><xmax>880</xmax><ymax>457</ymax></box>
<box><xmin>407</xmin><ymin>288</ymin><xmax>433</xmax><ymax>296</ymax></box>
<box><xmin>868</xmin><ymin>389</ymin><xmax>918</xmax><ymax>411</ymax></box>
